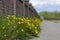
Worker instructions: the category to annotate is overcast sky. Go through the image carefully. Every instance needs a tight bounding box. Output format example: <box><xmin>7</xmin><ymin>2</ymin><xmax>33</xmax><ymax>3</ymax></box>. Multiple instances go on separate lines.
<box><xmin>30</xmin><ymin>0</ymin><xmax>60</xmax><ymax>12</ymax></box>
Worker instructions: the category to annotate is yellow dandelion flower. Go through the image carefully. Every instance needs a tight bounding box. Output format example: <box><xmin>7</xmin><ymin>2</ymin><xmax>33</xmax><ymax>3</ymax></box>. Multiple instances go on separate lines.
<box><xmin>18</xmin><ymin>22</ymin><xmax>21</xmax><ymax>24</ymax></box>
<box><xmin>7</xmin><ymin>17</ymin><xmax>9</xmax><ymax>19</ymax></box>
<box><xmin>21</xmin><ymin>29</ymin><xmax>24</xmax><ymax>32</ymax></box>
<box><xmin>2</xmin><ymin>27</ymin><xmax>5</xmax><ymax>30</ymax></box>
<box><xmin>22</xmin><ymin>17</ymin><xmax>25</xmax><ymax>20</ymax></box>
<box><xmin>4</xmin><ymin>34</ymin><xmax>7</xmax><ymax>37</ymax></box>
<box><xmin>21</xmin><ymin>18</ymin><xmax>24</xmax><ymax>21</ymax></box>
<box><xmin>31</xmin><ymin>24</ymin><xmax>34</xmax><ymax>27</ymax></box>
<box><xmin>27</xmin><ymin>20</ymin><xmax>30</xmax><ymax>22</ymax></box>
<box><xmin>13</xmin><ymin>17</ymin><xmax>16</xmax><ymax>20</ymax></box>
<box><xmin>35</xmin><ymin>30</ymin><xmax>38</xmax><ymax>34</ymax></box>
<box><xmin>27</xmin><ymin>22</ymin><xmax>31</xmax><ymax>26</ymax></box>
<box><xmin>35</xmin><ymin>27</ymin><xmax>37</xmax><ymax>29</ymax></box>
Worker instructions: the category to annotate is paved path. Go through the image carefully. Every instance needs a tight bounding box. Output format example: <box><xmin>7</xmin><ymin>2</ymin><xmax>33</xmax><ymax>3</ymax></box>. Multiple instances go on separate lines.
<box><xmin>31</xmin><ymin>20</ymin><xmax>60</xmax><ymax>40</ymax></box>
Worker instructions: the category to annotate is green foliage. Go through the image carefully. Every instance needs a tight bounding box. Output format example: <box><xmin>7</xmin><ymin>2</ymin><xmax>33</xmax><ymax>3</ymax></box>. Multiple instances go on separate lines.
<box><xmin>39</xmin><ymin>11</ymin><xmax>60</xmax><ymax>19</ymax></box>
<box><xmin>0</xmin><ymin>14</ymin><xmax>42</xmax><ymax>40</ymax></box>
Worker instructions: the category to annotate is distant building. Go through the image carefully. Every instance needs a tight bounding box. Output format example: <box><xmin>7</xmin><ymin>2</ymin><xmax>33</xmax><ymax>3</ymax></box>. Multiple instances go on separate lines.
<box><xmin>0</xmin><ymin>0</ymin><xmax>40</xmax><ymax>18</ymax></box>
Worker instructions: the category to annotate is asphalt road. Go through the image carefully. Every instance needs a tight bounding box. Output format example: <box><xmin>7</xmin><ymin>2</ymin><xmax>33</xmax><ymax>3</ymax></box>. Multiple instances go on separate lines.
<box><xmin>31</xmin><ymin>20</ymin><xmax>60</xmax><ymax>40</ymax></box>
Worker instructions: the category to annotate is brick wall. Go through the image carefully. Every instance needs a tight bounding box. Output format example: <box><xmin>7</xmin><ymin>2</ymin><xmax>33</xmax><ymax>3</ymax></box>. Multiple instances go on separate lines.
<box><xmin>0</xmin><ymin>0</ymin><xmax>40</xmax><ymax>18</ymax></box>
<box><xmin>0</xmin><ymin>0</ymin><xmax>15</xmax><ymax>15</ymax></box>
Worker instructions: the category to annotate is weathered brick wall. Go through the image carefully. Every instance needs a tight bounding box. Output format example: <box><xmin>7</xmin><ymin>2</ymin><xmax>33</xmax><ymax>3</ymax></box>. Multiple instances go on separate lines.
<box><xmin>0</xmin><ymin>0</ymin><xmax>3</xmax><ymax>14</ymax></box>
<box><xmin>25</xmin><ymin>4</ymin><xmax>29</xmax><ymax>17</ymax></box>
<box><xmin>0</xmin><ymin>0</ymin><xmax>40</xmax><ymax>18</ymax></box>
<box><xmin>0</xmin><ymin>0</ymin><xmax>15</xmax><ymax>15</ymax></box>
<box><xmin>9</xmin><ymin>0</ymin><xmax>14</xmax><ymax>15</ymax></box>
<box><xmin>16</xmin><ymin>0</ymin><xmax>24</xmax><ymax>16</ymax></box>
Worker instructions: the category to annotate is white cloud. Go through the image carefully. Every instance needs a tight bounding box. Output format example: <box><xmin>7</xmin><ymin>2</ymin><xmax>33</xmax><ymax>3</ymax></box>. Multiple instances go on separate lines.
<box><xmin>29</xmin><ymin>0</ymin><xmax>60</xmax><ymax>12</ymax></box>
<box><xmin>30</xmin><ymin>0</ymin><xmax>60</xmax><ymax>6</ymax></box>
